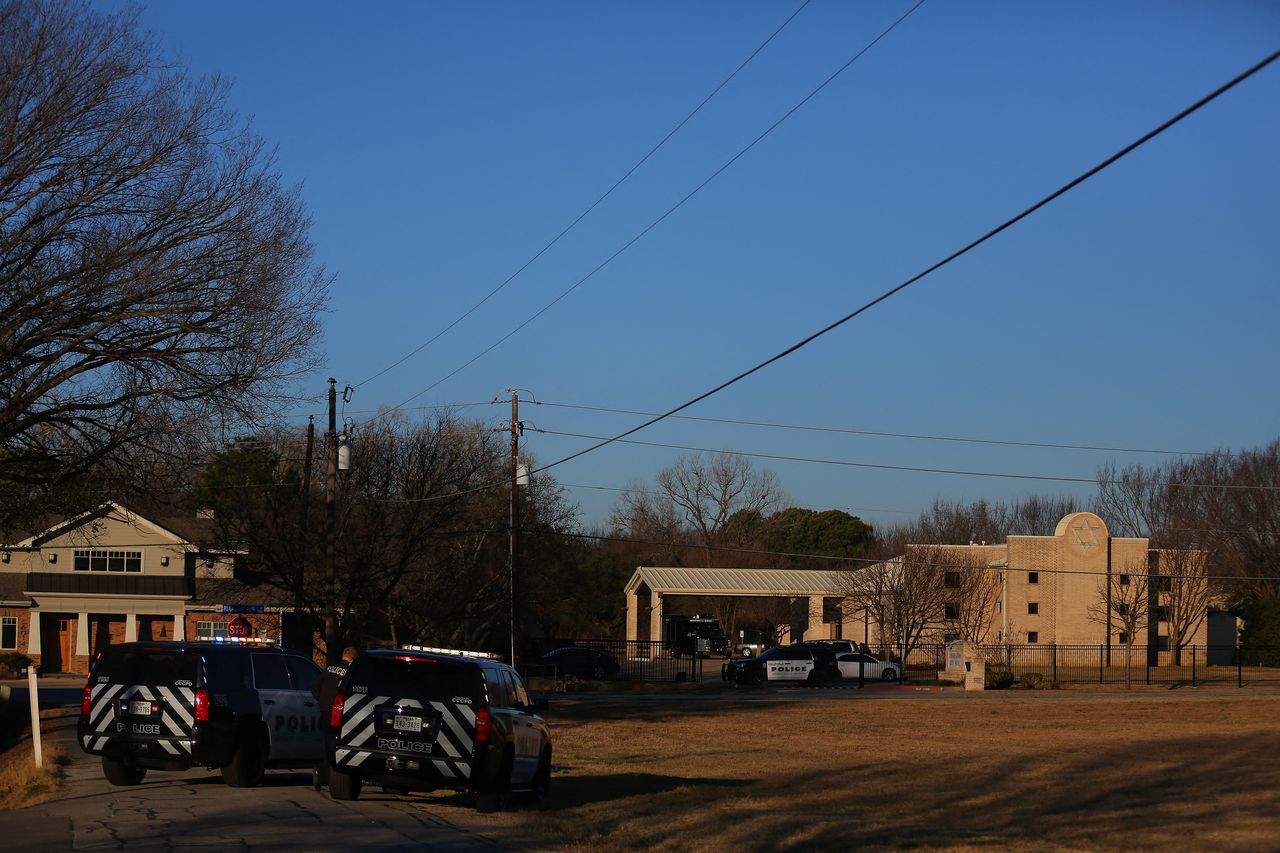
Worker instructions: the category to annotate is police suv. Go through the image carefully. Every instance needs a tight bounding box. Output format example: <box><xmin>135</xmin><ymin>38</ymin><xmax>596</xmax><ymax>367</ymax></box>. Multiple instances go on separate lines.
<box><xmin>78</xmin><ymin>641</ymin><xmax>324</xmax><ymax>787</ymax></box>
<box><xmin>325</xmin><ymin>647</ymin><xmax>551</xmax><ymax>811</ymax></box>
<box><xmin>722</xmin><ymin>643</ymin><xmax>841</xmax><ymax>687</ymax></box>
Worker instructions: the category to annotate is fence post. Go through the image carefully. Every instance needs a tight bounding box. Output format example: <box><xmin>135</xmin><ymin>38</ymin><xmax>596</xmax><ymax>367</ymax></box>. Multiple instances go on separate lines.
<box><xmin>1052</xmin><ymin>644</ymin><xmax>1058</xmax><ymax>683</ymax></box>
<box><xmin>1099</xmin><ymin>644</ymin><xmax>1104</xmax><ymax>685</ymax></box>
<box><xmin>1191</xmin><ymin>645</ymin><xmax>1196</xmax><ymax>687</ymax></box>
<box><xmin>1238</xmin><ymin>645</ymin><xmax>1243</xmax><ymax>688</ymax></box>
<box><xmin>1145</xmin><ymin>647</ymin><xmax>1151</xmax><ymax>686</ymax></box>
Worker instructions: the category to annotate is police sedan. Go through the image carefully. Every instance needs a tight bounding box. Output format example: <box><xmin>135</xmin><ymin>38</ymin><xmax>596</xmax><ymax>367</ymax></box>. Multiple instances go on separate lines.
<box><xmin>722</xmin><ymin>644</ymin><xmax>840</xmax><ymax>687</ymax></box>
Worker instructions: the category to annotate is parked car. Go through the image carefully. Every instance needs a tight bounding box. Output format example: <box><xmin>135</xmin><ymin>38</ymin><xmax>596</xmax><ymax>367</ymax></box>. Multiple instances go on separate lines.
<box><xmin>721</xmin><ymin>644</ymin><xmax>841</xmax><ymax>687</ymax></box>
<box><xmin>540</xmin><ymin>646</ymin><xmax>621</xmax><ymax>679</ymax></box>
<box><xmin>78</xmin><ymin>641</ymin><xmax>323</xmax><ymax>787</ymax></box>
<box><xmin>326</xmin><ymin>647</ymin><xmax>551</xmax><ymax>811</ymax></box>
<box><xmin>835</xmin><ymin>652</ymin><xmax>902</xmax><ymax>682</ymax></box>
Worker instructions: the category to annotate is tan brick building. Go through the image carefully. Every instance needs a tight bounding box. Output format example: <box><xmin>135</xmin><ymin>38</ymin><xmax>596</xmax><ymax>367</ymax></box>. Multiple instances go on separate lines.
<box><xmin>1</xmin><ymin>503</ymin><xmax>289</xmax><ymax>674</ymax></box>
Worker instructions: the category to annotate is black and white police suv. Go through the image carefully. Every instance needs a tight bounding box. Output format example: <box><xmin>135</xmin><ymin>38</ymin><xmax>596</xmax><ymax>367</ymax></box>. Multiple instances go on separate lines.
<box><xmin>721</xmin><ymin>643</ymin><xmax>841</xmax><ymax>687</ymax></box>
<box><xmin>78</xmin><ymin>641</ymin><xmax>324</xmax><ymax>787</ymax></box>
<box><xmin>325</xmin><ymin>647</ymin><xmax>552</xmax><ymax>811</ymax></box>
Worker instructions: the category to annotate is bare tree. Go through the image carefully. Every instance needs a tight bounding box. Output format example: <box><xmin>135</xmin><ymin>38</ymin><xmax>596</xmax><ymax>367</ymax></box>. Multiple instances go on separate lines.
<box><xmin>0</xmin><ymin>1</ymin><xmax>328</xmax><ymax>493</ymax></box>
<box><xmin>943</xmin><ymin>550</ymin><xmax>1003</xmax><ymax>646</ymax></box>
<box><xmin>841</xmin><ymin>543</ymin><xmax>951</xmax><ymax>662</ymax></box>
<box><xmin>1088</xmin><ymin>570</ymin><xmax>1149</xmax><ymax>688</ymax></box>
<box><xmin>1153</xmin><ymin>547</ymin><xmax>1213</xmax><ymax>666</ymax></box>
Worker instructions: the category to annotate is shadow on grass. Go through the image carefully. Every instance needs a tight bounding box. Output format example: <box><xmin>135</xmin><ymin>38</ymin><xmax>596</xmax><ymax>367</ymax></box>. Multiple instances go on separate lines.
<box><xmin>542</xmin><ymin>772</ymin><xmax>749</xmax><ymax>811</ymax></box>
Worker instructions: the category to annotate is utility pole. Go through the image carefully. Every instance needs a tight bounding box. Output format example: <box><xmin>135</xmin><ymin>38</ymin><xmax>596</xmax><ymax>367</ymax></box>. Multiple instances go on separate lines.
<box><xmin>323</xmin><ymin>378</ymin><xmax>338</xmax><ymax>664</ymax></box>
<box><xmin>295</xmin><ymin>415</ymin><xmax>314</xmax><ymax>653</ymax></box>
<box><xmin>508</xmin><ymin>390</ymin><xmax>522</xmax><ymax>672</ymax></box>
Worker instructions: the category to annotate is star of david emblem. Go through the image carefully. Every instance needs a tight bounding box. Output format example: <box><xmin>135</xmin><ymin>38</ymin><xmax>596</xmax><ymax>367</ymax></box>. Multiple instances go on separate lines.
<box><xmin>1070</xmin><ymin>518</ymin><xmax>1101</xmax><ymax>554</ymax></box>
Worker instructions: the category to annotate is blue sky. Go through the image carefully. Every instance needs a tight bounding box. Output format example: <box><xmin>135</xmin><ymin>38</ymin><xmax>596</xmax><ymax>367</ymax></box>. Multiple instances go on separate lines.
<box><xmin>110</xmin><ymin>1</ymin><xmax>1280</xmax><ymax>530</ymax></box>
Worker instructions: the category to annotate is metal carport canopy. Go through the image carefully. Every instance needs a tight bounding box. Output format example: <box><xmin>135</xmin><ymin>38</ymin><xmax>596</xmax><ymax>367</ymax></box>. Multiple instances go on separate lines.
<box><xmin>623</xmin><ymin>567</ymin><xmax>848</xmax><ymax>598</ymax></box>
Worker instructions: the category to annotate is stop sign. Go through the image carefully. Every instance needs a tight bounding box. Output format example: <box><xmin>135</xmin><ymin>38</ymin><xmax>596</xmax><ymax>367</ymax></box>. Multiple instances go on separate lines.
<box><xmin>227</xmin><ymin>615</ymin><xmax>253</xmax><ymax>638</ymax></box>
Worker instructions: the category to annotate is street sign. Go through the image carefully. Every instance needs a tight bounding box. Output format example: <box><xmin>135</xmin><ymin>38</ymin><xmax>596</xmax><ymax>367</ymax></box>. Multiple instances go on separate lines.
<box><xmin>217</xmin><ymin>604</ymin><xmax>265</xmax><ymax>614</ymax></box>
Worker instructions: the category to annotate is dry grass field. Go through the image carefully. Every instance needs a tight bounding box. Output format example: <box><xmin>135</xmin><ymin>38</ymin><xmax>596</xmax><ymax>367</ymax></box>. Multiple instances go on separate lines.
<box><xmin>415</xmin><ymin>689</ymin><xmax>1280</xmax><ymax>852</ymax></box>
<box><xmin>0</xmin><ymin>710</ymin><xmax>66</xmax><ymax>811</ymax></box>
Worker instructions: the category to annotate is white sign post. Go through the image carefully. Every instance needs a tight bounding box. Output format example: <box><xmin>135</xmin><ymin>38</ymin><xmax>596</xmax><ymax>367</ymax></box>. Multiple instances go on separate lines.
<box><xmin>27</xmin><ymin>668</ymin><xmax>42</xmax><ymax>768</ymax></box>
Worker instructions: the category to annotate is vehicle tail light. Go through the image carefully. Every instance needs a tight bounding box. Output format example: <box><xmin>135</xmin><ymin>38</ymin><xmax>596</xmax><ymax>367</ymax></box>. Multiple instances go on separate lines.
<box><xmin>194</xmin><ymin>688</ymin><xmax>210</xmax><ymax>723</ymax></box>
<box><xmin>81</xmin><ymin>681</ymin><xmax>92</xmax><ymax>717</ymax></box>
<box><xmin>474</xmin><ymin>707</ymin><xmax>490</xmax><ymax>744</ymax></box>
<box><xmin>329</xmin><ymin>694</ymin><xmax>345</xmax><ymax>729</ymax></box>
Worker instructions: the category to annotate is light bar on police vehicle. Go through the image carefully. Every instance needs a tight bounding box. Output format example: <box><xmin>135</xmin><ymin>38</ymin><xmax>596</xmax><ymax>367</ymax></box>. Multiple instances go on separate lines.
<box><xmin>399</xmin><ymin>645</ymin><xmax>503</xmax><ymax>660</ymax></box>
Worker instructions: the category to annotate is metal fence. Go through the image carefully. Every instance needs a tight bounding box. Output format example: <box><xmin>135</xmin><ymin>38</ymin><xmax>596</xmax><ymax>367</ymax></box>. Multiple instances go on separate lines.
<box><xmin>528</xmin><ymin>638</ymin><xmax>703</xmax><ymax>683</ymax></box>
<box><xmin>886</xmin><ymin>644</ymin><xmax>1280</xmax><ymax>687</ymax></box>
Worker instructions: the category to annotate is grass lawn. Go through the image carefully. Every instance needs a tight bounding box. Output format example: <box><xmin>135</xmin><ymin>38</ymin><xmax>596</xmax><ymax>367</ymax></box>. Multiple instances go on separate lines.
<box><xmin>0</xmin><ymin>709</ymin><xmax>66</xmax><ymax>811</ymax></box>
<box><xmin>415</xmin><ymin>688</ymin><xmax>1280</xmax><ymax>851</ymax></box>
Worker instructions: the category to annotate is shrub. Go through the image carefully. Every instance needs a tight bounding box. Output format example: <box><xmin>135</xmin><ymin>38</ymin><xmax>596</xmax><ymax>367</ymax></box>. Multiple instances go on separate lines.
<box><xmin>985</xmin><ymin>669</ymin><xmax>1015</xmax><ymax>690</ymax></box>
<box><xmin>0</xmin><ymin>653</ymin><xmax>33</xmax><ymax>680</ymax></box>
<box><xmin>1018</xmin><ymin>672</ymin><xmax>1045</xmax><ymax>690</ymax></box>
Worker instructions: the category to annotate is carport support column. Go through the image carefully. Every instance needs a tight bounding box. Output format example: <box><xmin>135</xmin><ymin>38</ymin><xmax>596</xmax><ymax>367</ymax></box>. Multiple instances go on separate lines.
<box><xmin>75</xmin><ymin>612</ymin><xmax>89</xmax><ymax>656</ymax></box>
<box><xmin>649</xmin><ymin>590</ymin><xmax>663</xmax><ymax>645</ymax></box>
<box><xmin>625</xmin><ymin>589</ymin><xmax>639</xmax><ymax>642</ymax></box>
<box><xmin>125</xmin><ymin>613</ymin><xmax>137</xmax><ymax>643</ymax></box>
<box><xmin>803</xmin><ymin>596</ymin><xmax>824</xmax><ymax>641</ymax></box>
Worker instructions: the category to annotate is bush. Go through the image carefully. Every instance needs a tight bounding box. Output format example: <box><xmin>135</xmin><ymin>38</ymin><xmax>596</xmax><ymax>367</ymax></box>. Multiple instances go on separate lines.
<box><xmin>0</xmin><ymin>653</ymin><xmax>32</xmax><ymax>680</ymax></box>
<box><xmin>1018</xmin><ymin>672</ymin><xmax>1045</xmax><ymax>690</ymax></box>
<box><xmin>985</xmin><ymin>669</ymin><xmax>1015</xmax><ymax>690</ymax></box>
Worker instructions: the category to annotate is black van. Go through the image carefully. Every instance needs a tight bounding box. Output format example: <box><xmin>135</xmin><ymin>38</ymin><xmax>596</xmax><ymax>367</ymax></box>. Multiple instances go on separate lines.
<box><xmin>78</xmin><ymin>641</ymin><xmax>323</xmax><ymax>786</ymax></box>
<box><xmin>325</xmin><ymin>648</ymin><xmax>551</xmax><ymax>811</ymax></box>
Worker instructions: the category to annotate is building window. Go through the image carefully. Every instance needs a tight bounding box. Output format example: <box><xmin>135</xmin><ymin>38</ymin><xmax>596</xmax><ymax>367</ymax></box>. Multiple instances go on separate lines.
<box><xmin>1157</xmin><ymin>635</ymin><xmax>1171</xmax><ymax>652</ymax></box>
<box><xmin>1027</xmin><ymin>602</ymin><xmax>1039</xmax><ymax>615</ymax></box>
<box><xmin>1154</xmin><ymin>606</ymin><xmax>1171</xmax><ymax>622</ymax></box>
<box><xmin>73</xmin><ymin>549</ymin><xmax>142</xmax><ymax>573</ymax></box>
<box><xmin>0</xmin><ymin>616</ymin><xmax>16</xmax><ymax>650</ymax></box>
<box><xmin>1154</xmin><ymin>576</ymin><xmax>1173</xmax><ymax>592</ymax></box>
<box><xmin>1118</xmin><ymin>631</ymin><xmax>1129</xmax><ymax>644</ymax></box>
<box><xmin>195</xmin><ymin>621</ymin><xmax>229</xmax><ymax>640</ymax></box>
<box><xmin>944</xmin><ymin>572</ymin><xmax>960</xmax><ymax>588</ymax></box>
<box><xmin>1119</xmin><ymin>574</ymin><xmax>1130</xmax><ymax>586</ymax></box>
<box><xmin>1027</xmin><ymin>631</ymin><xmax>1039</xmax><ymax>644</ymax></box>
<box><xmin>1117</xmin><ymin>603</ymin><xmax>1129</xmax><ymax>617</ymax></box>
<box><xmin>944</xmin><ymin>602</ymin><xmax>960</xmax><ymax>620</ymax></box>
<box><xmin>1027</xmin><ymin>571</ymin><xmax>1038</xmax><ymax>585</ymax></box>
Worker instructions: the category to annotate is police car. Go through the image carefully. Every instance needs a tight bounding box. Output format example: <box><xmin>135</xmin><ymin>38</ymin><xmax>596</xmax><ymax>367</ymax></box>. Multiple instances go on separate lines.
<box><xmin>78</xmin><ymin>640</ymin><xmax>324</xmax><ymax>787</ymax></box>
<box><xmin>721</xmin><ymin>644</ymin><xmax>841</xmax><ymax>687</ymax></box>
<box><xmin>325</xmin><ymin>647</ymin><xmax>552</xmax><ymax>811</ymax></box>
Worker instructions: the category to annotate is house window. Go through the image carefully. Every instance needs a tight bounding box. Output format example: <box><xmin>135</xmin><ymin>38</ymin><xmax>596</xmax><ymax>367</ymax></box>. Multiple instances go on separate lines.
<box><xmin>73</xmin><ymin>549</ymin><xmax>142</xmax><ymax>573</ymax></box>
<box><xmin>1027</xmin><ymin>631</ymin><xmax>1039</xmax><ymax>644</ymax></box>
<box><xmin>1119</xmin><ymin>574</ymin><xmax>1130</xmax><ymax>586</ymax></box>
<box><xmin>195</xmin><ymin>621</ymin><xmax>229</xmax><ymax>640</ymax></box>
<box><xmin>944</xmin><ymin>572</ymin><xmax>960</xmax><ymax>588</ymax></box>
<box><xmin>1027</xmin><ymin>572</ymin><xmax>1038</xmax><ymax>585</ymax></box>
<box><xmin>0</xmin><ymin>617</ymin><xmax>16</xmax><ymax>650</ymax></box>
<box><xmin>944</xmin><ymin>602</ymin><xmax>960</xmax><ymax>620</ymax></box>
<box><xmin>1027</xmin><ymin>602</ymin><xmax>1039</xmax><ymax>615</ymax></box>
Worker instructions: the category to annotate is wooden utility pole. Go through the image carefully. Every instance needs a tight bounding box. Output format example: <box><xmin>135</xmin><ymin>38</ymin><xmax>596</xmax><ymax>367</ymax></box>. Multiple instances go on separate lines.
<box><xmin>323</xmin><ymin>378</ymin><xmax>338</xmax><ymax>664</ymax></box>
<box><xmin>508</xmin><ymin>390</ymin><xmax>521</xmax><ymax>672</ymax></box>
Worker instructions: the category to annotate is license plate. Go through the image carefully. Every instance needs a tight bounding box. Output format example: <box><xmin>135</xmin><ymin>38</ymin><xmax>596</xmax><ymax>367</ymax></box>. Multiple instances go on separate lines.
<box><xmin>129</xmin><ymin>700</ymin><xmax>152</xmax><ymax>716</ymax></box>
<box><xmin>393</xmin><ymin>715</ymin><xmax>422</xmax><ymax>733</ymax></box>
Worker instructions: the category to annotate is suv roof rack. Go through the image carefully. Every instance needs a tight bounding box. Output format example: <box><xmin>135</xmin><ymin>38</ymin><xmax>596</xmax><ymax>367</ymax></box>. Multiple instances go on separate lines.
<box><xmin>399</xmin><ymin>645</ymin><xmax>504</xmax><ymax>661</ymax></box>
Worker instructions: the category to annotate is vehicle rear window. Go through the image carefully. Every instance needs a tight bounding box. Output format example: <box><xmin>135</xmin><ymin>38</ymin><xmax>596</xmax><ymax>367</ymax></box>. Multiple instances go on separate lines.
<box><xmin>94</xmin><ymin>649</ymin><xmax>198</xmax><ymax>684</ymax></box>
<box><xmin>347</xmin><ymin>657</ymin><xmax>481</xmax><ymax>703</ymax></box>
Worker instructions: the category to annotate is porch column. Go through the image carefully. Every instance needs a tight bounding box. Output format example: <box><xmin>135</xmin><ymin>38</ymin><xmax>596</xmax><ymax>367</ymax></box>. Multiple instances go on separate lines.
<box><xmin>75</xmin><ymin>611</ymin><xmax>89</xmax><ymax>656</ymax></box>
<box><xmin>27</xmin><ymin>611</ymin><xmax>41</xmax><ymax>655</ymax></box>
<box><xmin>625</xmin><ymin>589</ymin><xmax>639</xmax><ymax>642</ymax></box>
<box><xmin>172</xmin><ymin>611</ymin><xmax>186</xmax><ymax>641</ymax></box>
<box><xmin>125</xmin><ymin>613</ymin><xmax>137</xmax><ymax>643</ymax></box>
<box><xmin>648</xmin><ymin>590</ymin><xmax>663</xmax><ymax>644</ymax></box>
<box><xmin>803</xmin><ymin>596</ymin><xmax>825</xmax><ymax>641</ymax></box>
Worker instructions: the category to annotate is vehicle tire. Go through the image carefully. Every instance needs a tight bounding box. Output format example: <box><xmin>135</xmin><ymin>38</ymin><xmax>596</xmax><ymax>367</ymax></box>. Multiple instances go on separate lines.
<box><xmin>329</xmin><ymin>768</ymin><xmax>363</xmax><ymax>801</ymax></box>
<box><xmin>529</xmin><ymin>746</ymin><xmax>551</xmax><ymax>804</ymax></box>
<box><xmin>102</xmin><ymin>755</ymin><xmax>146</xmax><ymax>786</ymax></box>
<box><xmin>806</xmin><ymin>670</ymin><xmax>823</xmax><ymax>688</ymax></box>
<box><xmin>220</xmin><ymin>731</ymin><xmax>267</xmax><ymax>788</ymax></box>
<box><xmin>475</xmin><ymin>751</ymin><xmax>514</xmax><ymax>813</ymax></box>
<box><xmin>591</xmin><ymin>665</ymin><xmax>605</xmax><ymax>679</ymax></box>
<box><xmin>882</xmin><ymin>668</ymin><xmax>899</xmax><ymax>683</ymax></box>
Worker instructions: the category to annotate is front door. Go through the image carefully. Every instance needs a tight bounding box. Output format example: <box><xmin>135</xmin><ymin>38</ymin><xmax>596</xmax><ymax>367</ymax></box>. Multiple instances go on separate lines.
<box><xmin>40</xmin><ymin>614</ymin><xmax>72</xmax><ymax>673</ymax></box>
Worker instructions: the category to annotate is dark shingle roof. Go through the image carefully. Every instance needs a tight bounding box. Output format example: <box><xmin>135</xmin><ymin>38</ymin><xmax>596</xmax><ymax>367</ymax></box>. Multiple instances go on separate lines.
<box><xmin>25</xmin><ymin>572</ymin><xmax>191</xmax><ymax>597</ymax></box>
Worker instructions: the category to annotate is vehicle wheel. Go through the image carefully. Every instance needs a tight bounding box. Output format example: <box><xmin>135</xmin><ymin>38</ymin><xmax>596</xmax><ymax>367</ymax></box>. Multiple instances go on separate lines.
<box><xmin>591</xmin><ymin>665</ymin><xmax>605</xmax><ymax>679</ymax></box>
<box><xmin>806</xmin><ymin>669</ymin><xmax>823</xmax><ymax>687</ymax></box>
<box><xmin>475</xmin><ymin>751</ymin><xmax>514</xmax><ymax>813</ymax></box>
<box><xmin>882</xmin><ymin>668</ymin><xmax>900</xmax><ymax>682</ymax></box>
<box><xmin>529</xmin><ymin>746</ymin><xmax>551</xmax><ymax>804</ymax></box>
<box><xmin>329</xmin><ymin>768</ymin><xmax>363</xmax><ymax>801</ymax></box>
<box><xmin>102</xmin><ymin>755</ymin><xmax>147</xmax><ymax>786</ymax></box>
<box><xmin>220</xmin><ymin>731</ymin><xmax>266</xmax><ymax>788</ymax></box>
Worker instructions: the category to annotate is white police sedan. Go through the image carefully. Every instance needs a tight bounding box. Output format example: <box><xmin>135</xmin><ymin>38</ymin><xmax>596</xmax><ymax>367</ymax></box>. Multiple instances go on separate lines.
<box><xmin>835</xmin><ymin>652</ymin><xmax>902</xmax><ymax>682</ymax></box>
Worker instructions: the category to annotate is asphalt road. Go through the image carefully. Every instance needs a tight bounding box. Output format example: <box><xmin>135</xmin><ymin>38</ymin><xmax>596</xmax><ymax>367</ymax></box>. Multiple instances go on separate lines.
<box><xmin>1</xmin><ymin>704</ymin><xmax>520</xmax><ymax>851</ymax></box>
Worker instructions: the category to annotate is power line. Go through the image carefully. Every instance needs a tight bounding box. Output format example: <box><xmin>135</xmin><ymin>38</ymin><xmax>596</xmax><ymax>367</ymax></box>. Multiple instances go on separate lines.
<box><xmin>354</xmin><ymin>0</ymin><xmax>815</xmax><ymax>390</ymax></box>
<box><xmin>523</xmin><ymin>50</ymin><xmax>1280</xmax><ymax>482</ymax></box>
<box><xmin>529</xmin><ymin>400</ymin><xmax>1242</xmax><ymax>458</ymax></box>
<box><xmin>531</xmin><ymin>427</ymin><xmax>1280</xmax><ymax>491</ymax></box>
<box><xmin>389</xmin><ymin>0</ymin><xmax>930</xmax><ymax>412</ymax></box>
<box><xmin>558</xmin><ymin>481</ymin><xmax>917</xmax><ymax>516</ymax></box>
